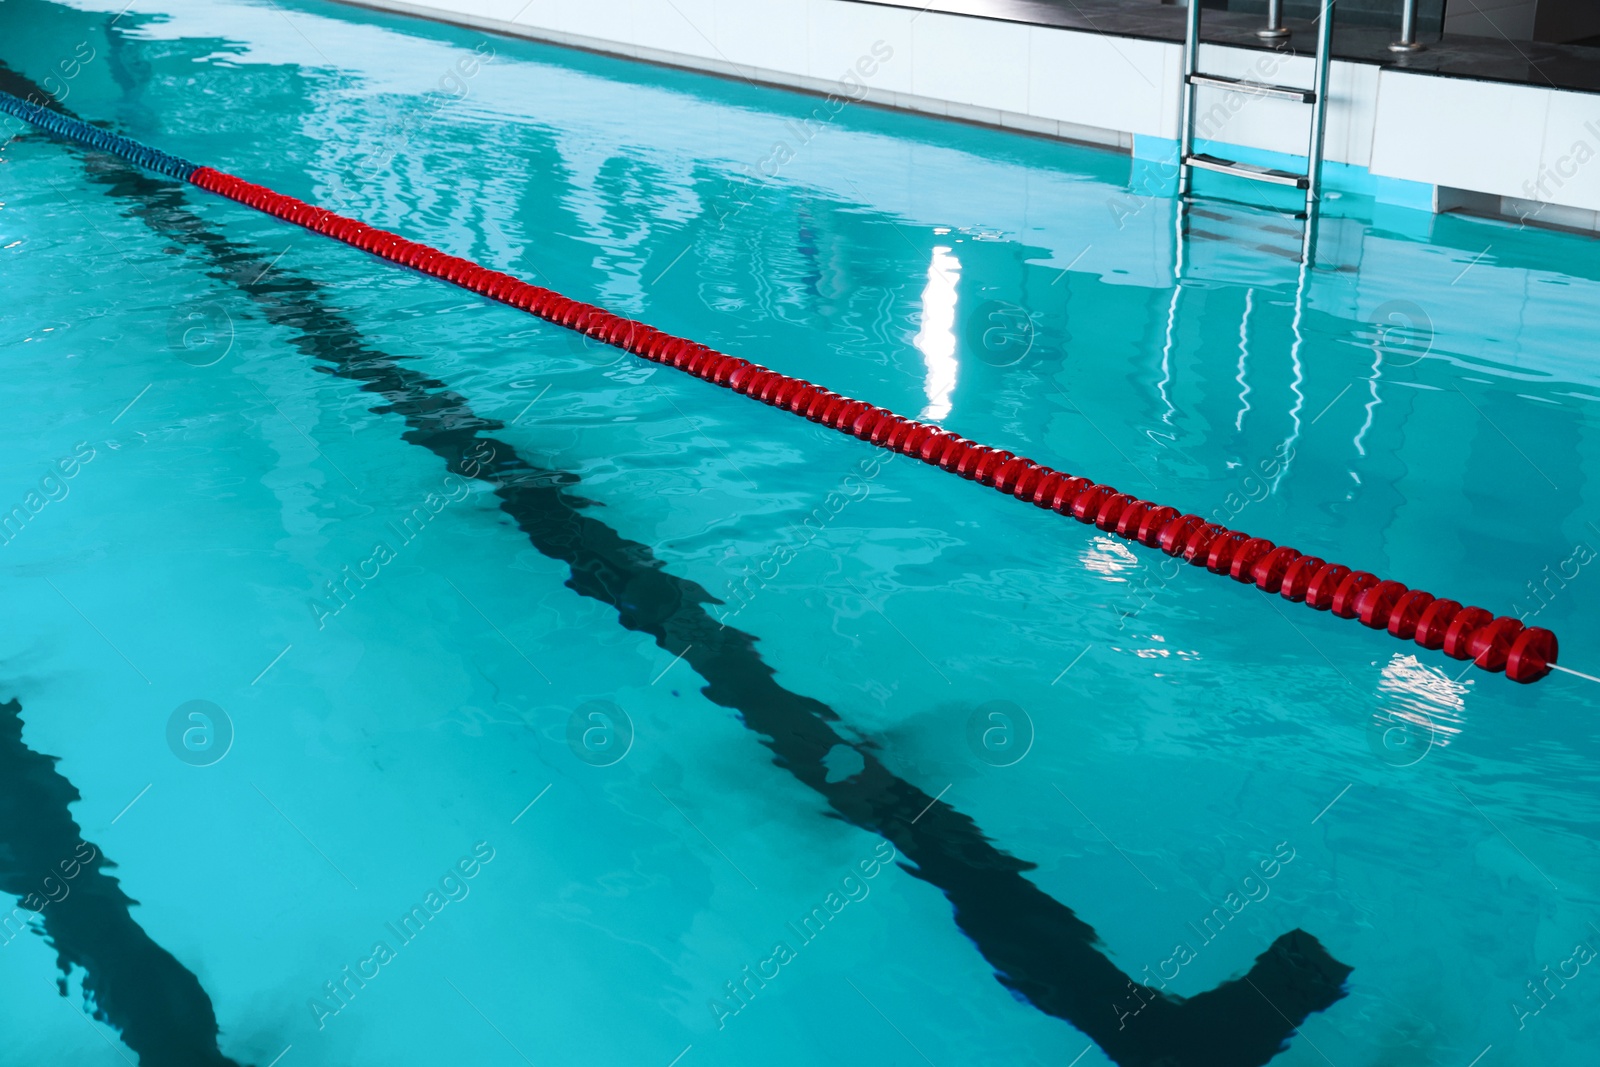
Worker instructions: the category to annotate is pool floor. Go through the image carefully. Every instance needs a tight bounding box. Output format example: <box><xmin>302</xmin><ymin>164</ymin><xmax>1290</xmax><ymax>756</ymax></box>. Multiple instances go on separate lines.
<box><xmin>1</xmin><ymin>1</ymin><xmax>1599</xmax><ymax>1065</ymax></box>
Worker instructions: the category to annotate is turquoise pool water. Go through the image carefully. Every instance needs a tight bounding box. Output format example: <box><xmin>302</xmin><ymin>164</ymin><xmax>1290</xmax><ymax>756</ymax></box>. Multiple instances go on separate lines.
<box><xmin>2</xmin><ymin>1</ymin><xmax>1599</xmax><ymax>1065</ymax></box>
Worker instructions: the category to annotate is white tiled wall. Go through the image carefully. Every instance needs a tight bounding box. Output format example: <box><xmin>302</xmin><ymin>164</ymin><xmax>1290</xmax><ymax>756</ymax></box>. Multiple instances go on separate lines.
<box><xmin>1325</xmin><ymin>62</ymin><xmax>1381</xmax><ymax>170</ymax></box>
<box><xmin>1367</xmin><ymin>72</ymin><xmax>1595</xmax><ymax>209</ymax></box>
<box><xmin>911</xmin><ymin>12</ymin><xmax>1031</xmax><ymax>118</ymax></box>
<box><xmin>340</xmin><ymin>0</ymin><xmax>1600</xmax><ymax>216</ymax></box>
<box><xmin>630</xmin><ymin>0</ymin><xmax>721</xmax><ymax>62</ymax></box>
<box><xmin>715</xmin><ymin>0</ymin><xmax>809</xmax><ymax>75</ymax></box>
<box><xmin>1027</xmin><ymin>25</ymin><xmax>1171</xmax><ymax>138</ymax></box>
<box><xmin>805</xmin><ymin>0</ymin><xmax>915</xmax><ymax>93</ymax></box>
<box><xmin>513</xmin><ymin>0</ymin><xmax>625</xmax><ymax>45</ymax></box>
<box><xmin>1538</xmin><ymin>89</ymin><xmax>1600</xmax><ymax>212</ymax></box>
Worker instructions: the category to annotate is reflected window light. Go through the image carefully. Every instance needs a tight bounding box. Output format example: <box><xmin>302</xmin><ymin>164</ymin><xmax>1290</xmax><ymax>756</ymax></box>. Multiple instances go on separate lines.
<box><xmin>1375</xmin><ymin>653</ymin><xmax>1467</xmax><ymax>752</ymax></box>
<box><xmin>914</xmin><ymin>246</ymin><xmax>961</xmax><ymax>422</ymax></box>
<box><xmin>1083</xmin><ymin>535</ymin><xmax>1140</xmax><ymax>580</ymax></box>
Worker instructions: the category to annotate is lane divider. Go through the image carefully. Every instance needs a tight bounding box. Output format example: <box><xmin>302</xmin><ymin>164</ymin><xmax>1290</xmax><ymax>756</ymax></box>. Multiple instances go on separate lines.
<box><xmin>0</xmin><ymin>88</ymin><xmax>1558</xmax><ymax>683</ymax></box>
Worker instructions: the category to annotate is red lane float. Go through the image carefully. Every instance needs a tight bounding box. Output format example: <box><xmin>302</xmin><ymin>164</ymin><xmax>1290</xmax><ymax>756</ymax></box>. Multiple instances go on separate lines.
<box><xmin>1251</xmin><ymin>546</ymin><xmax>1301</xmax><ymax>593</ymax></box>
<box><xmin>1354</xmin><ymin>580</ymin><xmax>1407</xmax><ymax>629</ymax></box>
<box><xmin>181</xmin><ymin>167</ymin><xmax>1558</xmax><ymax>683</ymax></box>
<box><xmin>1507</xmin><ymin>627</ymin><xmax>1558</xmax><ymax>682</ymax></box>
<box><xmin>1386</xmin><ymin>590</ymin><xmax>1436</xmax><ymax>640</ymax></box>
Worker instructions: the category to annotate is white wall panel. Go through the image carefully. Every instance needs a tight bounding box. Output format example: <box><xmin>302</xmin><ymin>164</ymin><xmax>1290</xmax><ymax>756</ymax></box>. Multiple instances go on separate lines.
<box><xmin>331</xmin><ymin>0</ymin><xmax>1600</xmax><ymax>216</ymax></box>
<box><xmin>1028</xmin><ymin>28</ymin><xmax>1170</xmax><ymax>138</ymax></box>
<box><xmin>806</xmin><ymin>0</ymin><xmax>916</xmax><ymax>93</ymax></box>
<box><xmin>1536</xmin><ymin>90</ymin><xmax>1600</xmax><ymax>212</ymax></box>
<box><xmin>714</xmin><ymin>0</ymin><xmax>809</xmax><ymax>75</ymax></box>
<box><xmin>1370</xmin><ymin>72</ymin><xmax>1550</xmax><ymax>201</ymax></box>
<box><xmin>912</xmin><ymin>12</ymin><xmax>1030</xmax><ymax>116</ymax></box>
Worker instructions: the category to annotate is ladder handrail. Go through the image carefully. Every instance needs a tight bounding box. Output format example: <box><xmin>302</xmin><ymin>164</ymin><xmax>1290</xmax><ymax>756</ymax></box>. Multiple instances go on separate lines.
<box><xmin>1305</xmin><ymin>0</ymin><xmax>1336</xmax><ymax>207</ymax></box>
<box><xmin>1259</xmin><ymin>0</ymin><xmax>1291</xmax><ymax>40</ymax></box>
<box><xmin>1392</xmin><ymin>0</ymin><xmax>1425</xmax><ymax>52</ymax></box>
<box><xmin>1177</xmin><ymin>0</ymin><xmax>1336</xmax><ymax>238</ymax></box>
<box><xmin>1177</xmin><ymin>0</ymin><xmax>1204</xmax><ymax>198</ymax></box>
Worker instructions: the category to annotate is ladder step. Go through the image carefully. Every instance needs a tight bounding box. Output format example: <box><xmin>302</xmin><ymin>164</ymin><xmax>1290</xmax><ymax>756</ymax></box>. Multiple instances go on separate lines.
<box><xmin>1187</xmin><ymin>208</ymin><xmax>1305</xmax><ymax>236</ymax></box>
<box><xmin>1180</xmin><ymin>192</ymin><xmax>1309</xmax><ymax>220</ymax></box>
<box><xmin>1187</xmin><ymin>73</ymin><xmax>1315</xmax><ymax>103</ymax></box>
<box><xmin>1183</xmin><ymin>153</ymin><xmax>1310</xmax><ymax>190</ymax></box>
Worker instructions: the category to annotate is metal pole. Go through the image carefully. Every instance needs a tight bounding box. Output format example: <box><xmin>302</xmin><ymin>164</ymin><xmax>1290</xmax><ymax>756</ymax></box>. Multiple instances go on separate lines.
<box><xmin>1390</xmin><ymin>0</ymin><xmax>1424</xmax><ymax>52</ymax></box>
<box><xmin>1304</xmin><ymin>0</ymin><xmax>1335</xmax><ymax>214</ymax></box>
<box><xmin>1257</xmin><ymin>0</ymin><xmax>1291</xmax><ymax>40</ymax></box>
<box><xmin>1177</xmin><ymin>0</ymin><xmax>1203</xmax><ymax>196</ymax></box>
<box><xmin>1300</xmin><ymin>191</ymin><xmax>1320</xmax><ymax>267</ymax></box>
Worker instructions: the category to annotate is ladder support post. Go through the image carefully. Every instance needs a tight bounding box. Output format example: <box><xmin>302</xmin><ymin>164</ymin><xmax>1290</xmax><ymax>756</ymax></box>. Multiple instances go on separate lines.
<box><xmin>1177</xmin><ymin>0</ymin><xmax>1203</xmax><ymax>197</ymax></box>
<box><xmin>1390</xmin><ymin>0</ymin><xmax>1425</xmax><ymax>52</ymax></box>
<box><xmin>1176</xmin><ymin>0</ymin><xmax>1330</xmax><ymax>263</ymax></box>
<box><xmin>1303</xmin><ymin>0</ymin><xmax>1336</xmax><ymax>213</ymax></box>
<box><xmin>1258</xmin><ymin>0</ymin><xmax>1292</xmax><ymax>40</ymax></box>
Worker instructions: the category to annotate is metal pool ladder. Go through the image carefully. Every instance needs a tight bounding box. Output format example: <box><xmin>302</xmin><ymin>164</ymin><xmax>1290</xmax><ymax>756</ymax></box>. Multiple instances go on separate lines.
<box><xmin>1177</xmin><ymin>0</ymin><xmax>1334</xmax><ymax>213</ymax></box>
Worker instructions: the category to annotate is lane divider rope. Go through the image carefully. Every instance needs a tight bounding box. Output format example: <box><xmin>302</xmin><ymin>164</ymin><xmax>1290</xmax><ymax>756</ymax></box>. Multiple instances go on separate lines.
<box><xmin>0</xmin><ymin>88</ymin><xmax>1558</xmax><ymax>684</ymax></box>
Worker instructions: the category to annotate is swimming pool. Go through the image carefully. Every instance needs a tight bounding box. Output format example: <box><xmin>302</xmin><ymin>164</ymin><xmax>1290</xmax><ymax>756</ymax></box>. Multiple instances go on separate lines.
<box><xmin>2</xmin><ymin>0</ymin><xmax>1599</xmax><ymax>1064</ymax></box>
